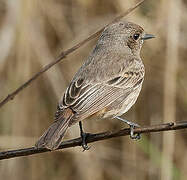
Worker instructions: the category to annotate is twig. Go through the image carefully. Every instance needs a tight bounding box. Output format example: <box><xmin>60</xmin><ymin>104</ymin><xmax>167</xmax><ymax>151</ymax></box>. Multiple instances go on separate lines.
<box><xmin>0</xmin><ymin>0</ymin><xmax>145</xmax><ymax>108</ymax></box>
<box><xmin>0</xmin><ymin>120</ymin><xmax>187</xmax><ymax>161</ymax></box>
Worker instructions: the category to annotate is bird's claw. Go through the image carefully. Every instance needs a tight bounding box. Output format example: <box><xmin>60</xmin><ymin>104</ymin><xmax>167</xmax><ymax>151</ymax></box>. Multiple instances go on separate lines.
<box><xmin>130</xmin><ymin>124</ymin><xmax>141</xmax><ymax>140</ymax></box>
<box><xmin>81</xmin><ymin>132</ymin><xmax>91</xmax><ymax>151</ymax></box>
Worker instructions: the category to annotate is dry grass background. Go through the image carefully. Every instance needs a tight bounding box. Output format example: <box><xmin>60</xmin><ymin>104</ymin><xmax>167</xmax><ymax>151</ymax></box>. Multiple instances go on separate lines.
<box><xmin>0</xmin><ymin>0</ymin><xmax>187</xmax><ymax>179</ymax></box>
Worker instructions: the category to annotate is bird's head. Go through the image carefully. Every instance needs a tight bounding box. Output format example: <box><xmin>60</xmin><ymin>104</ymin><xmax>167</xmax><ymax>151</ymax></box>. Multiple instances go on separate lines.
<box><xmin>100</xmin><ymin>21</ymin><xmax>155</xmax><ymax>56</ymax></box>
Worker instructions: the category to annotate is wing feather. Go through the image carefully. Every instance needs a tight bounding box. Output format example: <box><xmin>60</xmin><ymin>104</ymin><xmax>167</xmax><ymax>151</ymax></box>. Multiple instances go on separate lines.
<box><xmin>59</xmin><ymin>57</ymin><xmax>145</xmax><ymax>122</ymax></box>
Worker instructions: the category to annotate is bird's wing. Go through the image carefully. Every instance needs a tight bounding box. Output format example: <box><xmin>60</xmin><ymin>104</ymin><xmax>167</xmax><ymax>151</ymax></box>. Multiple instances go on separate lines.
<box><xmin>58</xmin><ymin>57</ymin><xmax>144</xmax><ymax>121</ymax></box>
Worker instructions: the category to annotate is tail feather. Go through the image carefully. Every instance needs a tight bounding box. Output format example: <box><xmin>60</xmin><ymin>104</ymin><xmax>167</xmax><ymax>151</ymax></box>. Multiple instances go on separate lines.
<box><xmin>35</xmin><ymin>108</ymin><xmax>74</xmax><ymax>150</ymax></box>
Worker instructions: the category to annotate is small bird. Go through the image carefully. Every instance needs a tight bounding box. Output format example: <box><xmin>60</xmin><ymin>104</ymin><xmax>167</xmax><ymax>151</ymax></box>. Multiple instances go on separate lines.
<box><xmin>35</xmin><ymin>20</ymin><xmax>154</xmax><ymax>150</ymax></box>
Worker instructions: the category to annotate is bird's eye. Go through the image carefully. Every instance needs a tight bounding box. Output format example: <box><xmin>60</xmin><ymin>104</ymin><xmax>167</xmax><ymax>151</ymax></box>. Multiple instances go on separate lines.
<box><xmin>133</xmin><ymin>33</ymin><xmax>140</xmax><ymax>40</ymax></box>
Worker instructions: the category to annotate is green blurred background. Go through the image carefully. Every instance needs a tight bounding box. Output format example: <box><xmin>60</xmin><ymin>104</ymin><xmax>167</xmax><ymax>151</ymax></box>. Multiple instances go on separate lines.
<box><xmin>0</xmin><ymin>0</ymin><xmax>187</xmax><ymax>179</ymax></box>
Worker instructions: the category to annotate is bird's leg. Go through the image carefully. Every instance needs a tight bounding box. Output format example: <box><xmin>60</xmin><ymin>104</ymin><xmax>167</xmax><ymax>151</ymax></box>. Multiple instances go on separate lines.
<box><xmin>115</xmin><ymin>116</ymin><xmax>141</xmax><ymax>140</ymax></box>
<box><xmin>79</xmin><ymin>121</ymin><xmax>90</xmax><ymax>151</ymax></box>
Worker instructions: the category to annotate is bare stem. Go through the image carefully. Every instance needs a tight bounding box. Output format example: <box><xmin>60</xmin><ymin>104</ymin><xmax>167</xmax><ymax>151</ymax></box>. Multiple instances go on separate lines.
<box><xmin>0</xmin><ymin>120</ymin><xmax>186</xmax><ymax>161</ymax></box>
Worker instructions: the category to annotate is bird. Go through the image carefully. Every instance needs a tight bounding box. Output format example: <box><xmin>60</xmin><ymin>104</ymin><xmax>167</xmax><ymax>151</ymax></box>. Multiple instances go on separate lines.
<box><xmin>35</xmin><ymin>20</ymin><xmax>154</xmax><ymax>151</ymax></box>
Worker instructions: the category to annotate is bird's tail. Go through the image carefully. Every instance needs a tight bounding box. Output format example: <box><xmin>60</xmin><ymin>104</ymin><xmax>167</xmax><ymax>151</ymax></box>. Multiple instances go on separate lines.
<box><xmin>35</xmin><ymin>108</ymin><xmax>74</xmax><ymax>150</ymax></box>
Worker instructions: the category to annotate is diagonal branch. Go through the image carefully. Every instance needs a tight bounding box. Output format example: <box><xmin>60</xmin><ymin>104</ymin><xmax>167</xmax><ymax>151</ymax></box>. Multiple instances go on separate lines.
<box><xmin>0</xmin><ymin>120</ymin><xmax>187</xmax><ymax>161</ymax></box>
<box><xmin>0</xmin><ymin>0</ymin><xmax>145</xmax><ymax>109</ymax></box>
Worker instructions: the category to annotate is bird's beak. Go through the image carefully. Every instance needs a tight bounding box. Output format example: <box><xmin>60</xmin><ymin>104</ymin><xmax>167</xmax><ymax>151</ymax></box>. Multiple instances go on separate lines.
<box><xmin>141</xmin><ymin>34</ymin><xmax>155</xmax><ymax>40</ymax></box>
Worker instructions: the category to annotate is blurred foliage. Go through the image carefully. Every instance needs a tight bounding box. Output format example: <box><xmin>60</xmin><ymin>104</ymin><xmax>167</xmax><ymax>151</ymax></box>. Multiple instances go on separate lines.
<box><xmin>0</xmin><ymin>0</ymin><xmax>187</xmax><ymax>180</ymax></box>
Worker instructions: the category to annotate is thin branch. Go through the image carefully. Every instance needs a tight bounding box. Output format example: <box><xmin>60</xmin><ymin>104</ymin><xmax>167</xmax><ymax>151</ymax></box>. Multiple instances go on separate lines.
<box><xmin>0</xmin><ymin>120</ymin><xmax>187</xmax><ymax>161</ymax></box>
<box><xmin>0</xmin><ymin>0</ymin><xmax>145</xmax><ymax>108</ymax></box>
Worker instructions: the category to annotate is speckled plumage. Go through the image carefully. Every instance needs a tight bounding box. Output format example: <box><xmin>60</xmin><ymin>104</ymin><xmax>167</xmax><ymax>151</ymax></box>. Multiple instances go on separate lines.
<box><xmin>36</xmin><ymin>21</ymin><xmax>148</xmax><ymax>150</ymax></box>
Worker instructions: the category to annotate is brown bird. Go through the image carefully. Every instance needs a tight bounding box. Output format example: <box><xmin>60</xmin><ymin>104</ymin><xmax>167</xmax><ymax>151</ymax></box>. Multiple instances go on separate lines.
<box><xmin>35</xmin><ymin>20</ymin><xmax>154</xmax><ymax>150</ymax></box>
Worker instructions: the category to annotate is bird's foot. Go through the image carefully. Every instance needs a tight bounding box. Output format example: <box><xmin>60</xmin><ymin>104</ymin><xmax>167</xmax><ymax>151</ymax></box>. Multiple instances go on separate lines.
<box><xmin>129</xmin><ymin>124</ymin><xmax>141</xmax><ymax>140</ymax></box>
<box><xmin>115</xmin><ymin>116</ymin><xmax>141</xmax><ymax>140</ymax></box>
<box><xmin>79</xmin><ymin>121</ymin><xmax>91</xmax><ymax>151</ymax></box>
<box><xmin>80</xmin><ymin>132</ymin><xmax>91</xmax><ymax>151</ymax></box>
